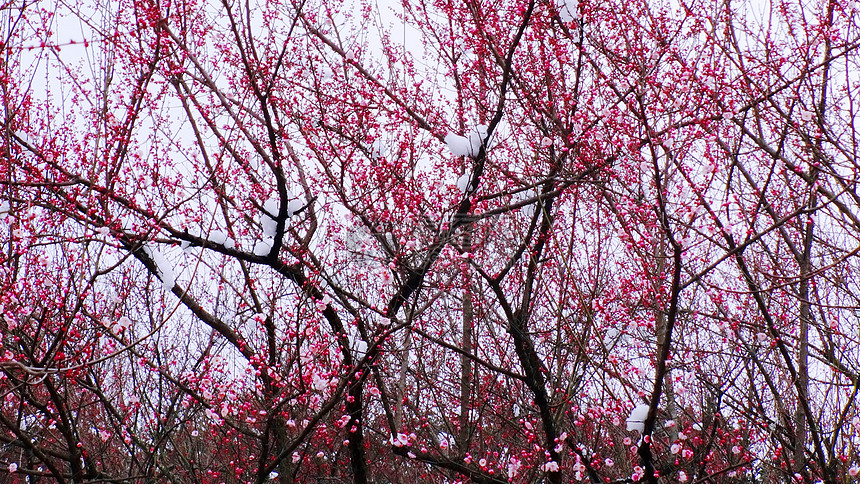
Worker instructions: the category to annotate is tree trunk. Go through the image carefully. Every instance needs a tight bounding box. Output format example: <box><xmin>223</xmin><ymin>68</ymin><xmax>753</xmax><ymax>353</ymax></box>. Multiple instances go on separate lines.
<box><xmin>459</xmin><ymin>229</ymin><xmax>474</xmax><ymax>449</ymax></box>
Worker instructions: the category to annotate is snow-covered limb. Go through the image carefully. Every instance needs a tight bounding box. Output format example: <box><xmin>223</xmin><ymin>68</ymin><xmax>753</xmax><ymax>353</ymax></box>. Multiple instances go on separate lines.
<box><xmin>445</xmin><ymin>124</ymin><xmax>489</xmax><ymax>158</ymax></box>
<box><xmin>626</xmin><ymin>404</ymin><xmax>650</xmax><ymax>433</ymax></box>
<box><xmin>142</xmin><ymin>243</ymin><xmax>176</xmax><ymax>291</ymax></box>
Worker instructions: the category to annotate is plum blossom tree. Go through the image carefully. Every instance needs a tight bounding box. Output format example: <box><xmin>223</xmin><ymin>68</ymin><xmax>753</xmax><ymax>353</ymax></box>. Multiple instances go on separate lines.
<box><xmin>1</xmin><ymin>0</ymin><xmax>860</xmax><ymax>482</ymax></box>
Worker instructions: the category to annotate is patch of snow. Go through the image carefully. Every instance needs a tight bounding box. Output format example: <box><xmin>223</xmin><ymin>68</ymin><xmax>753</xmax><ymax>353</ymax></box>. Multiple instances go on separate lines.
<box><xmin>626</xmin><ymin>404</ymin><xmax>650</xmax><ymax>432</ymax></box>
<box><xmin>445</xmin><ymin>133</ymin><xmax>471</xmax><ymax>157</ymax></box>
<box><xmin>261</xmin><ymin>198</ymin><xmax>279</xmax><ymax>237</ymax></box>
<box><xmin>468</xmin><ymin>125</ymin><xmax>489</xmax><ymax>154</ymax></box>
<box><xmin>288</xmin><ymin>199</ymin><xmax>304</xmax><ymax>217</ymax></box>
<box><xmin>445</xmin><ymin>124</ymin><xmax>490</xmax><ymax>158</ymax></box>
<box><xmin>179</xmin><ymin>226</ymin><xmax>203</xmax><ymax>251</ymax></box>
<box><xmin>347</xmin><ymin>329</ymin><xmax>368</xmax><ymax>358</ymax></box>
<box><xmin>209</xmin><ymin>230</ymin><xmax>235</xmax><ymax>249</ymax></box>
<box><xmin>142</xmin><ymin>244</ymin><xmax>176</xmax><ymax>291</ymax></box>
<box><xmin>456</xmin><ymin>172</ymin><xmax>473</xmax><ymax>193</ymax></box>
<box><xmin>254</xmin><ymin>237</ymin><xmax>274</xmax><ymax>256</ymax></box>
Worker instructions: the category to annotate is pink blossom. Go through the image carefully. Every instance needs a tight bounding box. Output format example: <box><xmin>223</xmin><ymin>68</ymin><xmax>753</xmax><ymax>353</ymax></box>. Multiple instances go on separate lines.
<box><xmin>336</xmin><ymin>415</ymin><xmax>351</xmax><ymax>428</ymax></box>
<box><xmin>507</xmin><ymin>457</ymin><xmax>522</xmax><ymax>478</ymax></box>
<box><xmin>393</xmin><ymin>433</ymin><xmax>409</xmax><ymax>447</ymax></box>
